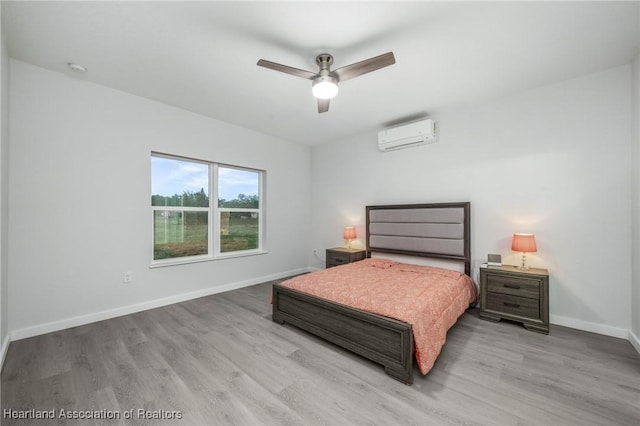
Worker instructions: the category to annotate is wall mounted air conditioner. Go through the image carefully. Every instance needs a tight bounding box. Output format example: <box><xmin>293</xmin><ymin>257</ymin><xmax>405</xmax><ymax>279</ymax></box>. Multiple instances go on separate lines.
<box><xmin>377</xmin><ymin>119</ymin><xmax>437</xmax><ymax>152</ymax></box>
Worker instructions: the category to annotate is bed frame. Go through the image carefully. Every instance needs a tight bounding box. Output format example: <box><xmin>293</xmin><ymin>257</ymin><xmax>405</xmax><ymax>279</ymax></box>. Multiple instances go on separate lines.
<box><xmin>272</xmin><ymin>202</ymin><xmax>471</xmax><ymax>384</ymax></box>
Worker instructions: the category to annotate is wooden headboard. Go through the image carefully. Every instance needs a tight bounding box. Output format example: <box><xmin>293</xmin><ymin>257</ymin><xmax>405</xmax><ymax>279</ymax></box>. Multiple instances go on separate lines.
<box><xmin>366</xmin><ymin>202</ymin><xmax>471</xmax><ymax>275</ymax></box>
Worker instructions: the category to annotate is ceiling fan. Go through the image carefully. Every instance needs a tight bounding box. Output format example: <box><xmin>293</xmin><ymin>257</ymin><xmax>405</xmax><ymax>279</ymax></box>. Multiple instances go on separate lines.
<box><xmin>257</xmin><ymin>51</ymin><xmax>395</xmax><ymax>113</ymax></box>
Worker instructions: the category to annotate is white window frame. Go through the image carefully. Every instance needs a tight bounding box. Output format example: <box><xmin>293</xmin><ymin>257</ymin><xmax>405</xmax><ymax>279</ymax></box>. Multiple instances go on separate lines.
<box><xmin>151</xmin><ymin>153</ymin><xmax>266</xmax><ymax>267</ymax></box>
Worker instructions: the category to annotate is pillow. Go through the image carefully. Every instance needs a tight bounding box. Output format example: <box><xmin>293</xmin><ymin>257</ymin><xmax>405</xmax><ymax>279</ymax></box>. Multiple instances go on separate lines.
<box><xmin>397</xmin><ymin>263</ymin><xmax>462</xmax><ymax>278</ymax></box>
<box><xmin>366</xmin><ymin>258</ymin><xmax>396</xmax><ymax>269</ymax></box>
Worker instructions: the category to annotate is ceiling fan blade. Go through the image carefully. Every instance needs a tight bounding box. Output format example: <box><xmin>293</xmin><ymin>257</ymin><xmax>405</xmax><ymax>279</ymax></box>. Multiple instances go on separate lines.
<box><xmin>333</xmin><ymin>52</ymin><xmax>396</xmax><ymax>82</ymax></box>
<box><xmin>317</xmin><ymin>98</ymin><xmax>330</xmax><ymax>113</ymax></box>
<box><xmin>257</xmin><ymin>59</ymin><xmax>317</xmax><ymax>80</ymax></box>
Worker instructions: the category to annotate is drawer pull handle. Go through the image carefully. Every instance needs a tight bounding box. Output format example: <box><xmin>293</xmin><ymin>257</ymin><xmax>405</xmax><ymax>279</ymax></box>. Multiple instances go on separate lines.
<box><xmin>503</xmin><ymin>284</ymin><xmax>520</xmax><ymax>289</ymax></box>
<box><xmin>503</xmin><ymin>302</ymin><xmax>520</xmax><ymax>308</ymax></box>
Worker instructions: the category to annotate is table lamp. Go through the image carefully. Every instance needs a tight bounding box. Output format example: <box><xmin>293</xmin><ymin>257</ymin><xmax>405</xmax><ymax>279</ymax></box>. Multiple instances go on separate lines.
<box><xmin>343</xmin><ymin>227</ymin><xmax>356</xmax><ymax>248</ymax></box>
<box><xmin>512</xmin><ymin>233</ymin><xmax>537</xmax><ymax>270</ymax></box>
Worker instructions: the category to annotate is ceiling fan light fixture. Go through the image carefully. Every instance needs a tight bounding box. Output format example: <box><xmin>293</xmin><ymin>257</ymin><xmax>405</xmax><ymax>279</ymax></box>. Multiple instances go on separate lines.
<box><xmin>312</xmin><ymin>76</ymin><xmax>339</xmax><ymax>99</ymax></box>
<box><xmin>258</xmin><ymin>51</ymin><xmax>395</xmax><ymax>113</ymax></box>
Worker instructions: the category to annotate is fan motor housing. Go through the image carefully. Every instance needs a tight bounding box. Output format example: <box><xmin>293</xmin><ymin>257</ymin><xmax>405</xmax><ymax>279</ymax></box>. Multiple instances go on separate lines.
<box><xmin>315</xmin><ymin>53</ymin><xmax>334</xmax><ymax>69</ymax></box>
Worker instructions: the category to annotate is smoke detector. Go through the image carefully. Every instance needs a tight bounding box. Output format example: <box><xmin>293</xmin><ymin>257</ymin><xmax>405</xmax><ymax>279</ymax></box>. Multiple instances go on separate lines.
<box><xmin>67</xmin><ymin>63</ymin><xmax>87</xmax><ymax>74</ymax></box>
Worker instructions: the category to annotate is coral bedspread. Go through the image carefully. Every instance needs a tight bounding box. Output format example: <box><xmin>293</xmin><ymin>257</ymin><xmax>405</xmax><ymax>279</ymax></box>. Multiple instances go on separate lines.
<box><xmin>279</xmin><ymin>258</ymin><xmax>477</xmax><ymax>375</ymax></box>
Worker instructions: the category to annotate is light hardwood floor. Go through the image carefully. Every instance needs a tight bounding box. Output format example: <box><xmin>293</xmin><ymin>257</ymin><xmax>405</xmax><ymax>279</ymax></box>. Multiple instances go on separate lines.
<box><xmin>2</xmin><ymin>279</ymin><xmax>640</xmax><ymax>425</ymax></box>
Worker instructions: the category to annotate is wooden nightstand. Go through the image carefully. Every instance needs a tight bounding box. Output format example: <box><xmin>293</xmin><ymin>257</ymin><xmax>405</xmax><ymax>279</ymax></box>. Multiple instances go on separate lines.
<box><xmin>326</xmin><ymin>247</ymin><xmax>367</xmax><ymax>268</ymax></box>
<box><xmin>479</xmin><ymin>265</ymin><xmax>549</xmax><ymax>334</ymax></box>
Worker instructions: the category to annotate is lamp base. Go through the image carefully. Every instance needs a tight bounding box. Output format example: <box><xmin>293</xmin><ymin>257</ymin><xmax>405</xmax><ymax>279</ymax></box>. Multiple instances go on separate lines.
<box><xmin>519</xmin><ymin>252</ymin><xmax>530</xmax><ymax>270</ymax></box>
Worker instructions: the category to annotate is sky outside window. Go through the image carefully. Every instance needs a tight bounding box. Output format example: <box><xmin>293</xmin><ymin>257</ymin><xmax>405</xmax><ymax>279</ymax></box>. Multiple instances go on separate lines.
<box><xmin>152</xmin><ymin>157</ymin><xmax>259</xmax><ymax>201</ymax></box>
<box><xmin>218</xmin><ymin>167</ymin><xmax>259</xmax><ymax>201</ymax></box>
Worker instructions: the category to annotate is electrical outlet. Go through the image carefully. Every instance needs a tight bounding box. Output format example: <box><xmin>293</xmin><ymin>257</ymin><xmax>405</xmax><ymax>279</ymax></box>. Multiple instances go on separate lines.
<box><xmin>123</xmin><ymin>271</ymin><xmax>133</xmax><ymax>283</ymax></box>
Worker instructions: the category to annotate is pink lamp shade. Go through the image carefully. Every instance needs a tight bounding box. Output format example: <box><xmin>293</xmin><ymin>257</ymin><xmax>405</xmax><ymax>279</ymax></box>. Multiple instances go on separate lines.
<box><xmin>512</xmin><ymin>233</ymin><xmax>537</xmax><ymax>270</ymax></box>
<box><xmin>343</xmin><ymin>227</ymin><xmax>356</xmax><ymax>240</ymax></box>
<box><xmin>511</xmin><ymin>233</ymin><xmax>537</xmax><ymax>253</ymax></box>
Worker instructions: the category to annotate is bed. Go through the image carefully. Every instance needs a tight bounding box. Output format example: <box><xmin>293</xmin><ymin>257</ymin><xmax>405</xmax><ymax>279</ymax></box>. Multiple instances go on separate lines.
<box><xmin>271</xmin><ymin>202</ymin><xmax>476</xmax><ymax>384</ymax></box>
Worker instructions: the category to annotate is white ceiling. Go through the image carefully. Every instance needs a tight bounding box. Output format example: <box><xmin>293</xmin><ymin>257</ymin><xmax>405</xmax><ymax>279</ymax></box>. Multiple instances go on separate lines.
<box><xmin>2</xmin><ymin>1</ymin><xmax>639</xmax><ymax>146</ymax></box>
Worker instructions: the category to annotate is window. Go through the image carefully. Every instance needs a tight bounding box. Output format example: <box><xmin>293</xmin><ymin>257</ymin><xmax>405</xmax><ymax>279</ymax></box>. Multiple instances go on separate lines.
<box><xmin>218</xmin><ymin>167</ymin><xmax>261</xmax><ymax>253</ymax></box>
<box><xmin>151</xmin><ymin>154</ymin><xmax>264</xmax><ymax>264</ymax></box>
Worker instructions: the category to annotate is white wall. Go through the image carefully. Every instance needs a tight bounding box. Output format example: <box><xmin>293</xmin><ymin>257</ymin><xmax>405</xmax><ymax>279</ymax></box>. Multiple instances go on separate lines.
<box><xmin>0</xmin><ymin>5</ymin><xmax>10</xmax><ymax>364</ymax></box>
<box><xmin>311</xmin><ymin>65</ymin><xmax>632</xmax><ymax>337</ymax></box>
<box><xmin>632</xmin><ymin>53</ymin><xmax>640</xmax><ymax>351</ymax></box>
<box><xmin>8</xmin><ymin>60</ymin><xmax>311</xmax><ymax>338</ymax></box>
<box><xmin>5</xmin><ymin>57</ymin><xmax>637</xmax><ymax>347</ymax></box>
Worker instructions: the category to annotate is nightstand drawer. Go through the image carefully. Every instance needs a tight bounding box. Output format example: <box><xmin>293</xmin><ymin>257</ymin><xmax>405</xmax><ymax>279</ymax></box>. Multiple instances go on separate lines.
<box><xmin>327</xmin><ymin>251</ymin><xmax>350</xmax><ymax>266</ymax></box>
<box><xmin>486</xmin><ymin>274</ymin><xmax>540</xmax><ymax>299</ymax></box>
<box><xmin>486</xmin><ymin>293</ymin><xmax>539</xmax><ymax>319</ymax></box>
<box><xmin>325</xmin><ymin>248</ymin><xmax>366</xmax><ymax>268</ymax></box>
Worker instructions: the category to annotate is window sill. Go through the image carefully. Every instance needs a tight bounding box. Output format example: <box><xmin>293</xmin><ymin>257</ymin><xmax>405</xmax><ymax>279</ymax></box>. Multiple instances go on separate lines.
<box><xmin>149</xmin><ymin>249</ymin><xmax>269</xmax><ymax>269</ymax></box>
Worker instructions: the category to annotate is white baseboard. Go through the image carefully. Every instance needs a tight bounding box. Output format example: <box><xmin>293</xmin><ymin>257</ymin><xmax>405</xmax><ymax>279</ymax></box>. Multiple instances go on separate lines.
<box><xmin>10</xmin><ymin>268</ymin><xmax>310</xmax><ymax>342</ymax></box>
<box><xmin>0</xmin><ymin>333</ymin><xmax>10</xmax><ymax>373</ymax></box>
<box><xmin>629</xmin><ymin>329</ymin><xmax>640</xmax><ymax>355</ymax></box>
<box><xmin>550</xmin><ymin>314</ymin><xmax>629</xmax><ymax>339</ymax></box>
